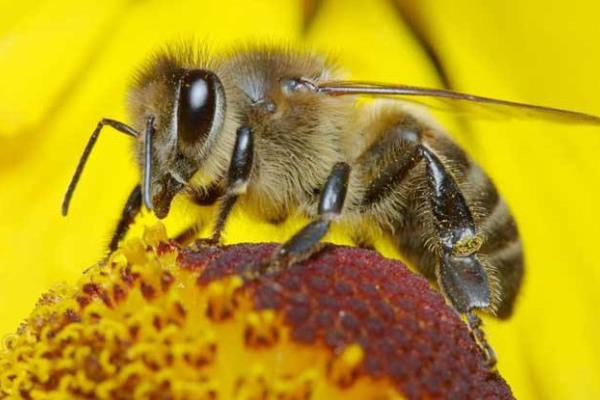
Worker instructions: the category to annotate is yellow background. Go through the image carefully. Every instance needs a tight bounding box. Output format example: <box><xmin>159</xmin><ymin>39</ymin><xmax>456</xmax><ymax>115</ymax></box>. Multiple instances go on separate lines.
<box><xmin>1</xmin><ymin>0</ymin><xmax>599</xmax><ymax>398</ymax></box>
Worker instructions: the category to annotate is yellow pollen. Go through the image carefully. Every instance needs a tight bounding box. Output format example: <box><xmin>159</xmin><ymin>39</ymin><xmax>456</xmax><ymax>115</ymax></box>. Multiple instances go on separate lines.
<box><xmin>206</xmin><ymin>276</ymin><xmax>243</xmax><ymax>321</ymax></box>
<box><xmin>142</xmin><ymin>222</ymin><xmax>169</xmax><ymax>248</ymax></box>
<box><xmin>244</xmin><ymin>310</ymin><xmax>280</xmax><ymax>347</ymax></box>
<box><xmin>453</xmin><ymin>235</ymin><xmax>484</xmax><ymax>256</ymax></box>
<box><xmin>328</xmin><ymin>343</ymin><xmax>365</xmax><ymax>388</ymax></box>
<box><xmin>121</xmin><ymin>238</ymin><xmax>150</xmax><ymax>266</ymax></box>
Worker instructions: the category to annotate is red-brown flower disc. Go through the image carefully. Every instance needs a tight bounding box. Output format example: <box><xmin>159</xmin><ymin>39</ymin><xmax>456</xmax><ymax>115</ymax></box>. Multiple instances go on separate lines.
<box><xmin>0</xmin><ymin>226</ymin><xmax>513</xmax><ymax>399</ymax></box>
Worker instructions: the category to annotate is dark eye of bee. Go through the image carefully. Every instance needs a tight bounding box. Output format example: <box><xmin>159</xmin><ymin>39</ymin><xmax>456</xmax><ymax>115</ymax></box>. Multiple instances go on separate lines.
<box><xmin>178</xmin><ymin>69</ymin><xmax>225</xmax><ymax>145</ymax></box>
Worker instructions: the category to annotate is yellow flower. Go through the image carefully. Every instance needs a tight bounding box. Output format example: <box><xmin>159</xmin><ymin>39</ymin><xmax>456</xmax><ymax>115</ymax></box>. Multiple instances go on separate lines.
<box><xmin>0</xmin><ymin>224</ymin><xmax>512</xmax><ymax>398</ymax></box>
<box><xmin>0</xmin><ymin>0</ymin><xmax>599</xmax><ymax>399</ymax></box>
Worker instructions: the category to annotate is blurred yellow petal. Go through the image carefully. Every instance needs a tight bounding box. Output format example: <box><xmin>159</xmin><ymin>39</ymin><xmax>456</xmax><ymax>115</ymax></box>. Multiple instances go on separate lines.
<box><xmin>0</xmin><ymin>0</ymin><xmax>127</xmax><ymax>137</ymax></box>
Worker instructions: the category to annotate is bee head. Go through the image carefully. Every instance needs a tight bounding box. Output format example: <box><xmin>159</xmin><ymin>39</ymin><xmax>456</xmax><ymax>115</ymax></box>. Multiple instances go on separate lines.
<box><xmin>130</xmin><ymin>65</ymin><xmax>227</xmax><ymax>219</ymax></box>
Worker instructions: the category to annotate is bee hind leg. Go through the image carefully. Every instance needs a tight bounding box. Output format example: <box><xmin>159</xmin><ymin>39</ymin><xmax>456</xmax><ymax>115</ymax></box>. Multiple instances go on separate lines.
<box><xmin>466</xmin><ymin>311</ymin><xmax>497</xmax><ymax>368</ymax></box>
<box><xmin>268</xmin><ymin>162</ymin><xmax>351</xmax><ymax>272</ymax></box>
<box><xmin>421</xmin><ymin>145</ymin><xmax>496</xmax><ymax>367</ymax></box>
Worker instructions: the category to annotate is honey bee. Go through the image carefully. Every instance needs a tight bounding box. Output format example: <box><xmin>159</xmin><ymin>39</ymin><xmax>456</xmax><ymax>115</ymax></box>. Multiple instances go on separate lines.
<box><xmin>61</xmin><ymin>44</ymin><xmax>600</xmax><ymax>367</ymax></box>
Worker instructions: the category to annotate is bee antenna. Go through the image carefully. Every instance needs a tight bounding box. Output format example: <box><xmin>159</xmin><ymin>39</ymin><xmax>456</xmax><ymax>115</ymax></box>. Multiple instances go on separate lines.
<box><xmin>142</xmin><ymin>115</ymin><xmax>155</xmax><ymax>210</ymax></box>
<box><xmin>62</xmin><ymin>119</ymin><xmax>138</xmax><ymax>216</ymax></box>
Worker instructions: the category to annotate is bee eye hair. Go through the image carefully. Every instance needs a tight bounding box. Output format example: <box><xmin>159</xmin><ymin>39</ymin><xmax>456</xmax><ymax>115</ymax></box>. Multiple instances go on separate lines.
<box><xmin>177</xmin><ymin>69</ymin><xmax>225</xmax><ymax>146</ymax></box>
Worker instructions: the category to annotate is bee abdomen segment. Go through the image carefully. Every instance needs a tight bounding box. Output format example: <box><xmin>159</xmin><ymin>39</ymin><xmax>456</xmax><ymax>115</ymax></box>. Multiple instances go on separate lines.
<box><xmin>486</xmin><ymin>239</ymin><xmax>524</xmax><ymax>318</ymax></box>
<box><xmin>475</xmin><ymin>199</ymin><xmax>524</xmax><ymax>318</ymax></box>
<box><xmin>479</xmin><ymin>200</ymin><xmax>520</xmax><ymax>253</ymax></box>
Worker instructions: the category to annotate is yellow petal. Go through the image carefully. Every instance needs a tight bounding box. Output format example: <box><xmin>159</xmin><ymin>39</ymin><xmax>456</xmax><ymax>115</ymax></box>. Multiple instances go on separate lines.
<box><xmin>2</xmin><ymin>1</ymin><xmax>600</xmax><ymax>398</ymax></box>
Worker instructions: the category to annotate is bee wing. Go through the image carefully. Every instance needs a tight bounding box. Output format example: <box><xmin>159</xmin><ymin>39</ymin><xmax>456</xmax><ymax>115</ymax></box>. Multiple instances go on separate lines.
<box><xmin>316</xmin><ymin>80</ymin><xmax>600</xmax><ymax>125</ymax></box>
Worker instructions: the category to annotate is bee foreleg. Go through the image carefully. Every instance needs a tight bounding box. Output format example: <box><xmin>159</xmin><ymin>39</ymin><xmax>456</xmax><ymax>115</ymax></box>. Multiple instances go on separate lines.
<box><xmin>211</xmin><ymin>126</ymin><xmax>254</xmax><ymax>243</ymax></box>
<box><xmin>189</xmin><ymin>181</ymin><xmax>223</xmax><ymax>206</ymax></box>
<box><xmin>271</xmin><ymin>162</ymin><xmax>351</xmax><ymax>269</ymax></box>
<box><xmin>108</xmin><ymin>185</ymin><xmax>142</xmax><ymax>252</ymax></box>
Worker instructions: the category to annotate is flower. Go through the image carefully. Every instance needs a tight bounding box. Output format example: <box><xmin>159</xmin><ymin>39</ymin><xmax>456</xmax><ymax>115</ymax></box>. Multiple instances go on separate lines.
<box><xmin>0</xmin><ymin>224</ymin><xmax>513</xmax><ymax>399</ymax></box>
<box><xmin>1</xmin><ymin>0</ymin><xmax>599</xmax><ymax>399</ymax></box>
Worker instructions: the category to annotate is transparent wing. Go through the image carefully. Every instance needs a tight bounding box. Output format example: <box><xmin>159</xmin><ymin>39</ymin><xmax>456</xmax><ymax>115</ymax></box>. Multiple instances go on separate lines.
<box><xmin>316</xmin><ymin>80</ymin><xmax>600</xmax><ymax>126</ymax></box>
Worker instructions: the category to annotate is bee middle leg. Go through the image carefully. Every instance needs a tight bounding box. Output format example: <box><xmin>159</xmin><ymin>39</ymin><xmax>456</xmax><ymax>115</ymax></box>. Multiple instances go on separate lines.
<box><xmin>270</xmin><ymin>162</ymin><xmax>351</xmax><ymax>269</ymax></box>
<box><xmin>172</xmin><ymin>126</ymin><xmax>254</xmax><ymax>248</ymax></box>
<box><xmin>210</xmin><ymin>126</ymin><xmax>254</xmax><ymax>243</ymax></box>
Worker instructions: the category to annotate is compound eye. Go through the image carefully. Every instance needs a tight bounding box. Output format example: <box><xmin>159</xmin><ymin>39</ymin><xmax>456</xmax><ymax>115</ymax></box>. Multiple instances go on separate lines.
<box><xmin>178</xmin><ymin>69</ymin><xmax>225</xmax><ymax>146</ymax></box>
